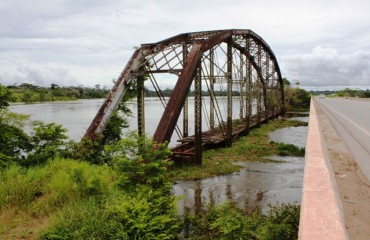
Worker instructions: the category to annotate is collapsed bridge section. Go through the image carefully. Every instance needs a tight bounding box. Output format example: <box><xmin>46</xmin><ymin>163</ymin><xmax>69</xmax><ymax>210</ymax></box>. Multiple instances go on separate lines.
<box><xmin>84</xmin><ymin>29</ymin><xmax>285</xmax><ymax>164</ymax></box>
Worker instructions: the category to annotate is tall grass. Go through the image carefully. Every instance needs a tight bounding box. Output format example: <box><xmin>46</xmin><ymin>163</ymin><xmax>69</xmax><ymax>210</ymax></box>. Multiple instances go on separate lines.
<box><xmin>0</xmin><ymin>158</ymin><xmax>118</xmax><ymax>239</ymax></box>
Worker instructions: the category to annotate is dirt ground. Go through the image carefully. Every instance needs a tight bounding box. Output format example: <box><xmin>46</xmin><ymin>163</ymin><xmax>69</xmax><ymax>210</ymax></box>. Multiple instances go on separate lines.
<box><xmin>315</xmin><ymin>101</ymin><xmax>370</xmax><ymax>239</ymax></box>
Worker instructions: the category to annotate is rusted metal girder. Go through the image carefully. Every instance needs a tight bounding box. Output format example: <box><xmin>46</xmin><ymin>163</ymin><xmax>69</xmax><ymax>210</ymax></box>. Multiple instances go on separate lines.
<box><xmin>84</xmin><ymin>48</ymin><xmax>145</xmax><ymax>139</ymax></box>
<box><xmin>152</xmin><ymin>43</ymin><xmax>202</xmax><ymax>143</ymax></box>
<box><xmin>153</xmin><ymin>31</ymin><xmax>234</xmax><ymax>144</ymax></box>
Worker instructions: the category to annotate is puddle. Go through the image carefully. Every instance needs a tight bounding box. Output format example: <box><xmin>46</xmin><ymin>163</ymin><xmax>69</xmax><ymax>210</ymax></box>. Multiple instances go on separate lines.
<box><xmin>173</xmin><ymin>155</ymin><xmax>304</xmax><ymax>215</ymax></box>
<box><xmin>174</xmin><ymin>125</ymin><xmax>308</xmax><ymax>214</ymax></box>
<box><xmin>289</xmin><ymin>116</ymin><xmax>309</xmax><ymax>122</ymax></box>
<box><xmin>269</xmin><ymin>126</ymin><xmax>308</xmax><ymax>148</ymax></box>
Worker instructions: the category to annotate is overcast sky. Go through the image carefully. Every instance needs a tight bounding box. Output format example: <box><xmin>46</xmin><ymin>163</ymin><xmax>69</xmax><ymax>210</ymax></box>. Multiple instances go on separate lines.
<box><xmin>1</xmin><ymin>0</ymin><xmax>370</xmax><ymax>90</ymax></box>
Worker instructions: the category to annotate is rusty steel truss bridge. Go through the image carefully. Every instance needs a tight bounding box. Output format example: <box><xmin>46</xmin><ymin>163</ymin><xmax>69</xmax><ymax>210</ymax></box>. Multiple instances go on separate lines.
<box><xmin>84</xmin><ymin>29</ymin><xmax>285</xmax><ymax>164</ymax></box>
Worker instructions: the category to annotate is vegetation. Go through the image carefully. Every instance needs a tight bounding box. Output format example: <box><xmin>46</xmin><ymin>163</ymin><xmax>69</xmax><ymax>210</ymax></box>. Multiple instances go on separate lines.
<box><xmin>309</xmin><ymin>88</ymin><xmax>370</xmax><ymax>98</ymax></box>
<box><xmin>283</xmin><ymin>78</ymin><xmax>311</xmax><ymax>111</ymax></box>
<box><xmin>335</xmin><ymin>87</ymin><xmax>370</xmax><ymax>98</ymax></box>
<box><xmin>185</xmin><ymin>202</ymin><xmax>300</xmax><ymax>239</ymax></box>
<box><xmin>6</xmin><ymin>83</ymin><xmax>110</xmax><ymax>103</ymax></box>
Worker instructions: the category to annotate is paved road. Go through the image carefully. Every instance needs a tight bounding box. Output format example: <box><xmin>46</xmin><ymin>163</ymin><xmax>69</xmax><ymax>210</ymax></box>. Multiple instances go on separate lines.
<box><xmin>316</xmin><ymin>97</ymin><xmax>370</xmax><ymax>181</ymax></box>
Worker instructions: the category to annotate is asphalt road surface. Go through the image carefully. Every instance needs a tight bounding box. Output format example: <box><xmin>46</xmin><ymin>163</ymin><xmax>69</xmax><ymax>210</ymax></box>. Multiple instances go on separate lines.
<box><xmin>316</xmin><ymin>97</ymin><xmax>370</xmax><ymax>181</ymax></box>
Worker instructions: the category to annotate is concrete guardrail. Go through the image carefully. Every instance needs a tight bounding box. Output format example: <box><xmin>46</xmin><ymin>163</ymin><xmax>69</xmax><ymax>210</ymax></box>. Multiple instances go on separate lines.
<box><xmin>299</xmin><ymin>99</ymin><xmax>348</xmax><ymax>239</ymax></box>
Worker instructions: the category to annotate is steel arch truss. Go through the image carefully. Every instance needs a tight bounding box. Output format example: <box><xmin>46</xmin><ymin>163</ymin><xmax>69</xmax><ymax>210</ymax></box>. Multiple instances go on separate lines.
<box><xmin>85</xmin><ymin>29</ymin><xmax>284</xmax><ymax>163</ymax></box>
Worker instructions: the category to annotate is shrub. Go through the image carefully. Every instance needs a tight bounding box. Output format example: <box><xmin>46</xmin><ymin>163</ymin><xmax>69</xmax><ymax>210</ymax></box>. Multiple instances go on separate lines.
<box><xmin>105</xmin><ymin>188</ymin><xmax>181</xmax><ymax>240</ymax></box>
<box><xmin>285</xmin><ymin>87</ymin><xmax>311</xmax><ymax>111</ymax></box>
<box><xmin>107</xmin><ymin>132</ymin><xmax>172</xmax><ymax>191</ymax></box>
<box><xmin>185</xmin><ymin>202</ymin><xmax>300</xmax><ymax>240</ymax></box>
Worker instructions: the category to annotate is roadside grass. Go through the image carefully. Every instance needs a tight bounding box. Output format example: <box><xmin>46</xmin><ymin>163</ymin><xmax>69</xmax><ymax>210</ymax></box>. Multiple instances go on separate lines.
<box><xmin>168</xmin><ymin>118</ymin><xmax>308</xmax><ymax>180</ymax></box>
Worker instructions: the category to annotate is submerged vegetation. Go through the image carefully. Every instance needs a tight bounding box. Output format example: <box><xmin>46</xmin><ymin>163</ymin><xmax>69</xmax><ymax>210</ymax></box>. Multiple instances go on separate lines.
<box><xmin>0</xmin><ymin>83</ymin><xmax>303</xmax><ymax>239</ymax></box>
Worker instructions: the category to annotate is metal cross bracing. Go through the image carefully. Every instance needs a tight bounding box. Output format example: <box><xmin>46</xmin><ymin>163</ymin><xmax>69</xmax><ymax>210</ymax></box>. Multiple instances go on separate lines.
<box><xmin>84</xmin><ymin>29</ymin><xmax>285</xmax><ymax>164</ymax></box>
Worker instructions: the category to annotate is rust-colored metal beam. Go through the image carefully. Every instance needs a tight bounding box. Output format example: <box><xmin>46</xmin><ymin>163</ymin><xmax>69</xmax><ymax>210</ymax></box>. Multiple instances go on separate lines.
<box><xmin>84</xmin><ymin>48</ymin><xmax>145</xmax><ymax>139</ymax></box>
<box><xmin>153</xmin><ymin>44</ymin><xmax>203</xmax><ymax>143</ymax></box>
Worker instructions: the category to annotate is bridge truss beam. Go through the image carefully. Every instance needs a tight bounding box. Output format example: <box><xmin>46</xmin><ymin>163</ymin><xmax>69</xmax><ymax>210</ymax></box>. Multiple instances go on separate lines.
<box><xmin>84</xmin><ymin>29</ymin><xmax>285</xmax><ymax>164</ymax></box>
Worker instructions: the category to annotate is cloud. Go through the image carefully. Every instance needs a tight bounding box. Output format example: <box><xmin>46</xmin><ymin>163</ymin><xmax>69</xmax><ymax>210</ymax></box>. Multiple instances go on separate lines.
<box><xmin>281</xmin><ymin>46</ymin><xmax>370</xmax><ymax>87</ymax></box>
<box><xmin>1</xmin><ymin>0</ymin><xmax>370</xmax><ymax>89</ymax></box>
<box><xmin>0</xmin><ymin>64</ymin><xmax>76</xmax><ymax>87</ymax></box>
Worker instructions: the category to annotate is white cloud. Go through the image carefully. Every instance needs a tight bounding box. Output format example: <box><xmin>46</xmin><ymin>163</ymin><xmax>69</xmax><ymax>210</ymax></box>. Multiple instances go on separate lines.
<box><xmin>281</xmin><ymin>46</ymin><xmax>370</xmax><ymax>87</ymax></box>
<box><xmin>1</xmin><ymin>0</ymin><xmax>370</xmax><ymax>89</ymax></box>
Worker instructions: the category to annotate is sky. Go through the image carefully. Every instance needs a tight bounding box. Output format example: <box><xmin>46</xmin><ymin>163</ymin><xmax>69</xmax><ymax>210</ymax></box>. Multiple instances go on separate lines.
<box><xmin>1</xmin><ymin>0</ymin><xmax>370</xmax><ymax>90</ymax></box>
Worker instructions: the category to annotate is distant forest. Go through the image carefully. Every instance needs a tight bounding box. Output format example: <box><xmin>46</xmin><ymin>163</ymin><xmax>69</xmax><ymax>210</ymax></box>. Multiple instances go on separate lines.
<box><xmin>5</xmin><ymin>83</ymin><xmax>248</xmax><ymax>103</ymax></box>
<box><xmin>309</xmin><ymin>88</ymin><xmax>370</xmax><ymax>98</ymax></box>
<box><xmin>7</xmin><ymin>83</ymin><xmax>110</xmax><ymax>103</ymax></box>
<box><xmin>4</xmin><ymin>83</ymin><xmax>370</xmax><ymax>103</ymax></box>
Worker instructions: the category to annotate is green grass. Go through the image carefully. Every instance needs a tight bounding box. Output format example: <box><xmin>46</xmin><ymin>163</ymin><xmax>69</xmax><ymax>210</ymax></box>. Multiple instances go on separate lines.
<box><xmin>0</xmin><ymin>158</ymin><xmax>118</xmax><ymax>239</ymax></box>
<box><xmin>168</xmin><ymin>119</ymin><xmax>308</xmax><ymax>180</ymax></box>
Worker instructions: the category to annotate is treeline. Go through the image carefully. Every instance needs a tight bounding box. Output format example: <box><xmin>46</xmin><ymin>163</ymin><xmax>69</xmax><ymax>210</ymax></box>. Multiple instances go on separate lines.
<box><xmin>6</xmin><ymin>83</ymin><xmax>110</xmax><ymax>103</ymax></box>
<box><xmin>5</xmin><ymin>83</ymin><xmax>242</xmax><ymax>103</ymax></box>
<box><xmin>309</xmin><ymin>88</ymin><xmax>370</xmax><ymax>98</ymax></box>
<box><xmin>335</xmin><ymin>88</ymin><xmax>370</xmax><ymax>98</ymax></box>
<box><xmin>144</xmin><ymin>87</ymin><xmax>243</xmax><ymax>97</ymax></box>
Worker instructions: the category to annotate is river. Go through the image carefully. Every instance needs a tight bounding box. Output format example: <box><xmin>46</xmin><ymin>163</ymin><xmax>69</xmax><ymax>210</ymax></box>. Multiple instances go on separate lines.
<box><xmin>10</xmin><ymin>98</ymin><xmax>256</xmax><ymax>146</ymax></box>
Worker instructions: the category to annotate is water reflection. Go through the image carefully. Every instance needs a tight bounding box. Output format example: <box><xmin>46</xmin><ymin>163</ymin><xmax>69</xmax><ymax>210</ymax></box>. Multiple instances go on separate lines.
<box><xmin>269</xmin><ymin>126</ymin><xmax>308</xmax><ymax>148</ymax></box>
<box><xmin>173</xmin><ymin>125</ymin><xmax>307</xmax><ymax>214</ymax></box>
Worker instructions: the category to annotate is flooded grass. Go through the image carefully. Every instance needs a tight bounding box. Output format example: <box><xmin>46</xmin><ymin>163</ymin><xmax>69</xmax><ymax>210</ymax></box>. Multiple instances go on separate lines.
<box><xmin>168</xmin><ymin>118</ymin><xmax>308</xmax><ymax>181</ymax></box>
<box><xmin>275</xmin><ymin>142</ymin><xmax>305</xmax><ymax>157</ymax></box>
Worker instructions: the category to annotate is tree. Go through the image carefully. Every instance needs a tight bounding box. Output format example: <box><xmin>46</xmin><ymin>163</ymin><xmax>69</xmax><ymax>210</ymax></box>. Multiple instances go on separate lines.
<box><xmin>0</xmin><ymin>84</ymin><xmax>13</xmax><ymax>109</ymax></box>
<box><xmin>283</xmin><ymin>78</ymin><xmax>311</xmax><ymax>110</ymax></box>
<box><xmin>282</xmin><ymin>78</ymin><xmax>291</xmax><ymax>87</ymax></box>
<box><xmin>50</xmin><ymin>83</ymin><xmax>59</xmax><ymax>90</ymax></box>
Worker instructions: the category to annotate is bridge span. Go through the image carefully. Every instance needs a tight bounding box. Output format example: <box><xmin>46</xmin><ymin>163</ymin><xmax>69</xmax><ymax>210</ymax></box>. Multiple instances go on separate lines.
<box><xmin>84</xmin><ymin>29</ymin><xmax>285</xmax><ymax>164</ymax></box>
<box><xmin>300</xmin><ymin>97</ymin><xmax>370</xmax><ymax>239</ymax></box>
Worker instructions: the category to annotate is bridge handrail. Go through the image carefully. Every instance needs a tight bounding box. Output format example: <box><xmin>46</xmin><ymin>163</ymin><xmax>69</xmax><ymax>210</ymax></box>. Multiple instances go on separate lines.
<box><xmin>299</xmin><ymin>99</ymin><xmax>348</xmax><ymax>239</ymax></box>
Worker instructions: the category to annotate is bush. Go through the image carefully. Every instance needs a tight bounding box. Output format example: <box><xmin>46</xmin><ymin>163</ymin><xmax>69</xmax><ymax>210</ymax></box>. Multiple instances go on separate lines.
<box><xmin>105</xmin><ymin>188</ymin><xmax>181</xmax><ymax>239</ymax></box>
<box><xmin>107</xmin><ymin>132</ymin><xmax>172</xmax><ymax>191</ymax></box>
<box><xmin>186</xmin><ymin>202</ymin><xmax>300</xmax><ymax>239</ymax></box>
<box><xmin>285</xmin><ymin>87</ymin><xmax>311</xmax><ymax>110</ymax></box>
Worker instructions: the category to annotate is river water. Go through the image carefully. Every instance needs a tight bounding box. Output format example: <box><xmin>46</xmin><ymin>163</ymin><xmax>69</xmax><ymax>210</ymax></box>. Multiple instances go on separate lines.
<box><xmin>10</xmin><ymin>99</ymin><xmax>308</xmax><ymax>213</ymax></box>
<box><xmin>10</xmin><ymin>98</ymin><xmax>254</xmax><ymax>146</ymax></box>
